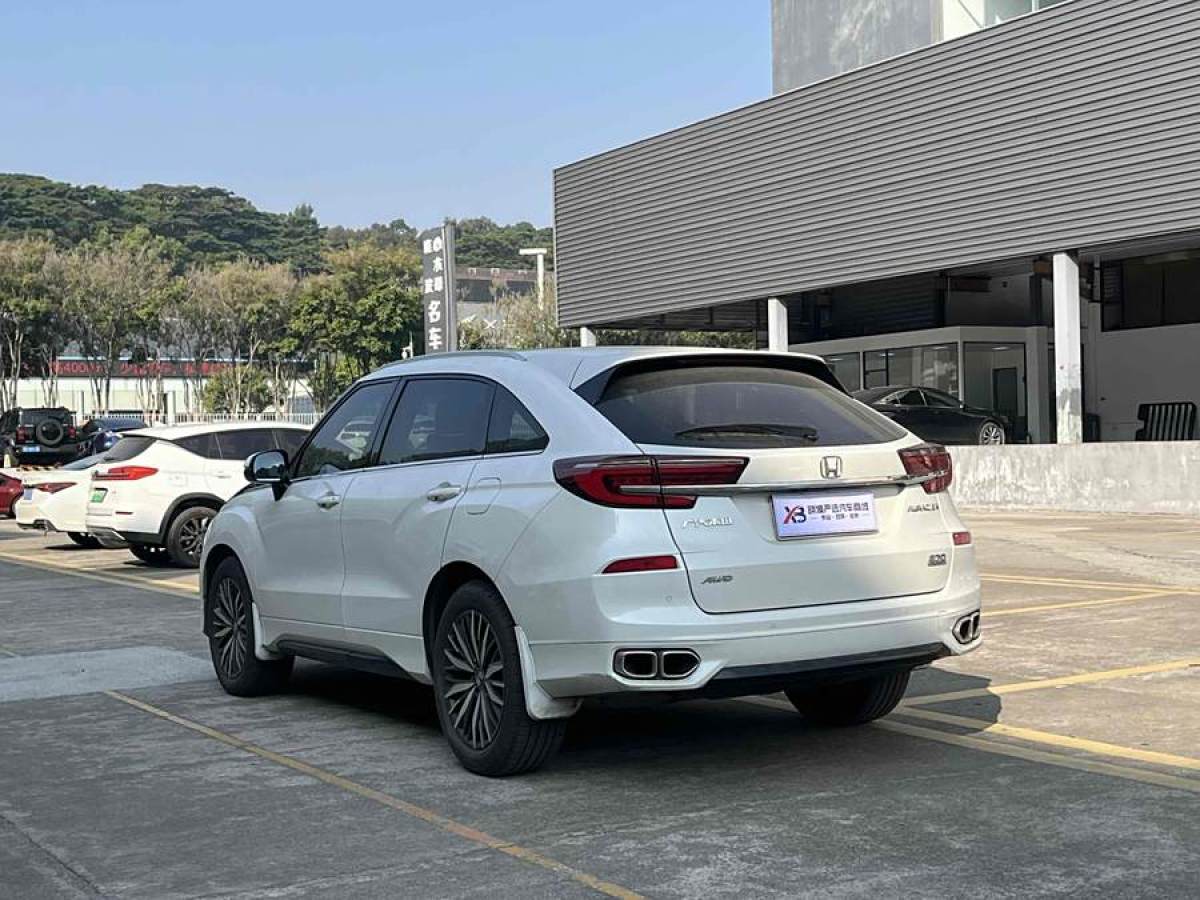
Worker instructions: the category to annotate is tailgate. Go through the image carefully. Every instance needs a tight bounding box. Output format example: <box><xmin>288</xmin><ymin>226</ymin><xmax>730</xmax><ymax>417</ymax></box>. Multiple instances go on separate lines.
<box><xmin>652</xmin><ymin>442</ymin><xmax>953</xmax><ymax>614</ymax></box>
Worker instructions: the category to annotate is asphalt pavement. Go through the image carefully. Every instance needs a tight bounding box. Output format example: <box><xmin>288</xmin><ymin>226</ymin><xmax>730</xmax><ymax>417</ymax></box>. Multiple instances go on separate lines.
<box><xmin>0</xmin><ymin>510</ymin><xmax>1197</xmax><ymax>898</ymax></box>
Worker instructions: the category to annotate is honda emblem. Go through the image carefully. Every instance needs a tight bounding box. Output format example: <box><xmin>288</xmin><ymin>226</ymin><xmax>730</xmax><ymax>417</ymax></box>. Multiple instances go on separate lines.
<box><xmin>820</xmin><ymin>456</ymin><xmax>843</xmax><ymax>479</ymax></box>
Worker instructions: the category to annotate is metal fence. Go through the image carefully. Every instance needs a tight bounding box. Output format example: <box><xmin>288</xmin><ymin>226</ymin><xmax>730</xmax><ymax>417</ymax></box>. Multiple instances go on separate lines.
<box><xmin>143</xmin><ymin>411</ymin><xmax>323</xmax><ymax>427</ymax></box>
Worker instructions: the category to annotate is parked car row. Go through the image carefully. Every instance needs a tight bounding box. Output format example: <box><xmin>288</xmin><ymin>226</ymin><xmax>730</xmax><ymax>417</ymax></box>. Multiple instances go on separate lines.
<box><xmin>6</xmin><ymin>422</ymin><xmax>308</xmax><ymax>567</ymax></box>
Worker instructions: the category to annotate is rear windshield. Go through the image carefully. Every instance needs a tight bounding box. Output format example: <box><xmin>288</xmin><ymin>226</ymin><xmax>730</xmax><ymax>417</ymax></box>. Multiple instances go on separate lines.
<box><xmin>20</xmin><ymin>409</ymin><xmax>71</xmax><ymax>424</ymax></box>
<box><xmin>102</xmin><ymin>436</ymin><xmax>156</xmax><ymax>462</ymax></box>
<box><xmin>594</xmin><ymin>364</ymin><xmax>906</xmax><ymax>449</ymax></box>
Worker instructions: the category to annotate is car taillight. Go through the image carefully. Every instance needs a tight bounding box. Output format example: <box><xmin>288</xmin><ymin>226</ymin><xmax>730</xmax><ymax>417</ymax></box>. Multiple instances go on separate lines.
<box><xmin>15</xmin><ymin>427</ymin><xmax>27</xmax><ymax>442</ymax></box>
<box><xmin>953</xmin><ymin>531</ymin><xmax>972</xmax><ymax>546</ymax></box>
<box><xmin>94</xmin><ymin>465</ymin><xmax>158</xmax><ymax>482</ymax></box>
<box><xmin>66</xmin><ymin>425</ymin><xmax>76</xmax><ymax>439</ymax></box>
<box><xmin>35</xmin><ymin>482</ymin><xmax>75</xmax><ymax>494</ymax></box>
<box><xmin>553</xmin><ymin>455</ymin><xmax>748</xmax><ymax>509</ymax></box>
<box><xmin>899</xmin><ymin>444</ymin><xmax>953</xmax><ymax>494</ymax></box>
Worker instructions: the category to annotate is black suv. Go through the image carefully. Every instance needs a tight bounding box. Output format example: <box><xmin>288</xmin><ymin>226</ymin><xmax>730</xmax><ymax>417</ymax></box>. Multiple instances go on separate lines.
<box><xmin>0</xmin><ymin>407</ymin><xmax>85</xmax><ymax>466</ymax></box>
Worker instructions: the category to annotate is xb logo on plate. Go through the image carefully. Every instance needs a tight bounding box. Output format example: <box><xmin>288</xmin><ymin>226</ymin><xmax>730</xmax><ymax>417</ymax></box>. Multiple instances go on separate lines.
<box><xmin>820</xmin><ymin>456</ymin><xmax>843</xmax><ymax>479</ymax></box>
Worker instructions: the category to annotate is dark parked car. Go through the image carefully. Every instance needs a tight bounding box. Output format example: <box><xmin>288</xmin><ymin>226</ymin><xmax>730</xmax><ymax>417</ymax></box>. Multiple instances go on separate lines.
<box><xmin>0</xmin><ymin>407</ymin><xmax>85</xmax><ymax>466</ymax></box>
<box><xmin>0</xmin><ymin>471</ymin><xmax>21</xmax><ymax>517</ymax></box>
<box><xmin>853</xmin><ymin>386</ymin><xmax>1009</xmax><ymax>445</ymax></box>
<box><xmin>79</xmin><ymin>415</ymin><xmax>147</xmax><ymax>456</ymax></box>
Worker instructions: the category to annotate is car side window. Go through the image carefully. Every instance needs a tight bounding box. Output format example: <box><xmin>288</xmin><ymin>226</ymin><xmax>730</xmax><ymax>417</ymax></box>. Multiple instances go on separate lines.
<box><xmin>273</xmin><ymin>428</ymin><xmax>307</xmax><ymax>457</ymax></box>
<box><xmin>486</xmin><ymin>387</ymin><xmax>548</xmax><ymax>454</ymax></box>
<box><xmin>378</xmin><ymin>378</ymin><xmax>494</xmax><ymax>466</ymax></box>
<box><xmin>922</xmin><ymin>390</ymin><xmax>959</xmax><ymax>409</ymax></box>
<box><xmin>214</xmin><ymin>429</ymin><xmax>277</xmax><ymax>462</ymax></box>
<box><xmin>175</xmin><ymin>433</ymin><xmax>222</xmax><ymax>459</ymax></box>
<box><xmin>294</xmin><ymin>381</ymin><xmax>393</xmax><ymax>478</ymax></box>
<box><xmin>892</xmin><ymin>389</ymin><xmax>925</xmax><ymax>406</ymax></box>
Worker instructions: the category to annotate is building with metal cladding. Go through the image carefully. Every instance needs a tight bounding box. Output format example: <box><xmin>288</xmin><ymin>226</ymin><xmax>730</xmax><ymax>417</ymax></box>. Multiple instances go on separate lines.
<box><xmin>554</xmin><ymin>0</ymin><xmax>1200</xmax><ymax>445</ymax></box>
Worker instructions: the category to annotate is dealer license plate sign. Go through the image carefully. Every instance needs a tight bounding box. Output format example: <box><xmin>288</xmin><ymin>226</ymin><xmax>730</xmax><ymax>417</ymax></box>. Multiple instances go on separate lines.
<box><xmin>771</xmin><ymin>492</ymin><xmax>877</xmax><ymax>539</ymax></box>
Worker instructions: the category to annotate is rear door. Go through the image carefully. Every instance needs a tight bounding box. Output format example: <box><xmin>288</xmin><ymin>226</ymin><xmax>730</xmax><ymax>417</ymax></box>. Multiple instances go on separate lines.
<box><xmin>589</xmin><ymin>360</ymin><xmax>953</xmax><ymax>614</ymax></box>
<box><xmin>209</xmin><ymin>428</ymin><xmax>279</xmax><ymax>499</ymax></box>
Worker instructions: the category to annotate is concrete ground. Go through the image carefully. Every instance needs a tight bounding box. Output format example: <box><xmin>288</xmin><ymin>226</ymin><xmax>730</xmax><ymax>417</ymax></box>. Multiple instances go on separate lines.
<box><xmin>0</xmin><ymin>510</ymin><xmax>1197</xmax><ymax>899</ymax></box>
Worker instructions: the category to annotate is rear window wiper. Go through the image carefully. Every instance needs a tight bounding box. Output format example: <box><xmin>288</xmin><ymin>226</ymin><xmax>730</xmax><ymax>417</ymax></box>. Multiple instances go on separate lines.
<box><xmin>674</xmin><ymin>423</ymin><xmax>819</xmax><ymax>442</ymax></box>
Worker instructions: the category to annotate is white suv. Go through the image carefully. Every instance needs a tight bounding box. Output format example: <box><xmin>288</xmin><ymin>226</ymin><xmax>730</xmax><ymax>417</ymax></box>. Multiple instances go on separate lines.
<box><xmin>87</xmin><ymin>423</ymin><xmax>309</xmax><ymax>567</ymax></box>
<box><xmin>202</xmin><ymin>349</ymin><xmax>981</xmax><ymax>776</ymax></box>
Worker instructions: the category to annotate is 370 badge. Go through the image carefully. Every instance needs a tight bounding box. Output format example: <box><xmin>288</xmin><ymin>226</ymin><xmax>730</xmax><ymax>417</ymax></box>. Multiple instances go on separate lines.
<box><xmin>771</xmin><ymin>492</ymin><xmax>877</xmax><ymax>539</ymax></box>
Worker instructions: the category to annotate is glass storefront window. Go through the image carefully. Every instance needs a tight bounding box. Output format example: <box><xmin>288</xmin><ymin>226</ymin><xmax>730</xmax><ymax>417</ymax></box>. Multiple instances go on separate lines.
<box><xmin>824</xmin><ymin>352</ymin><xmax>861</xmax><ymax>391</ymax></box>
<box><xmin>964</xmin><ymin>341</ymin><xmax>1028</xmax><ymax>441</ymax></box>
<box><xmin>863</xmin><ymin>344</ymin><xmax>959</xmax><ymax>395</ymax></box>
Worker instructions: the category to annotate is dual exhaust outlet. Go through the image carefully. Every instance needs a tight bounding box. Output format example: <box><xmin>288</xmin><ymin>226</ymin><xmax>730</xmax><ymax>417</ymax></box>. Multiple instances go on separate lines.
<box><xmin>613</xmin><ymin>648</ymin><xmax>701</xmax><ymax>680</ymax></box>
<box><xmin>953</xmin><ymin>610</ymin><xmax>982</xmax><ymax>645</ymax></box>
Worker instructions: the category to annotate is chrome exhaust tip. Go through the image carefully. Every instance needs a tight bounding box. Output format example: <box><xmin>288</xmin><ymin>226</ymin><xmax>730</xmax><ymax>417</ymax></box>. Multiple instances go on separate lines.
<box><xmin>953</xmin><ymin>611</ymin><xmax>981</xmax><ymax>645</ymax></box>
<box><xmin>613</xmin><ymin>649</ymin><xmax>658</xmax><ymax>679</ymax></box>
<box><xmin>658</xmin><ymin>649</ymin><xmax>701</xmax><ymax>679</ymax></box>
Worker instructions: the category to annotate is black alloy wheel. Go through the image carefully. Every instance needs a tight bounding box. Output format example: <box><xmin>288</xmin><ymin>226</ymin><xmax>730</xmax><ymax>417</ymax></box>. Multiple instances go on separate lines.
<box><xmin>205</xmin><ymin>556</ymin><xmax>292</xmax><ymax>696</ymax></box>
<box><xmin>432</xmin><ymin>581</ymin><xmax>566</xmax><ymax>776</ymax></box>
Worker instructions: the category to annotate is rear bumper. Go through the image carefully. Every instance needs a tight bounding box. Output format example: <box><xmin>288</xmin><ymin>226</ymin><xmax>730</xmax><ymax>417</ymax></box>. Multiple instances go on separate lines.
<box><xmin>523</xmin><ymin>551</ymin><xmax>982</xmax><ymax>700</ymax></box>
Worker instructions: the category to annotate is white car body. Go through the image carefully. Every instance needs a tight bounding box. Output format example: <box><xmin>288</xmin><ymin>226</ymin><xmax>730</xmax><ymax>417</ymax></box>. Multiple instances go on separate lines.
<box><xmin>86</xmin><ymin>422</ymin><xmax>309</xmax><ymax>565</ymax></box>
<box><xmin>203</xmin><ymin>348</ymin><xmax>982</xmax><ymax>772</ymax></box>
<box><xmin>14</xmin><ymin>454</ymin><xmax>104</xmax><ymax>536</ymax></box>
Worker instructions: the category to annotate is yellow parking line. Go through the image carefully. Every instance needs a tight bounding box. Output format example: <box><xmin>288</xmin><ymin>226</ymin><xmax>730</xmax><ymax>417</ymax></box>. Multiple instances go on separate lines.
<box><xmin>105</xmin><ymin>690</ymin><xmax>643</xmax><ymax>900</ymax></box>
<box><xmin>986</xmin><ymin>590</ymin><xmax>1180</xmax><ymax>617</ymax></box>
<box><xmin>895</xmin><ymin>706</ymin><xmax>1200</xmax><ymax>774</ymax></box>
<box><xmin>0</xmin><ymin>551</ymin><xmax>196</xmax><ymax>598</ymax></box>
<box><xmin>743</xmin><ymin>697</ymin><xmax>1200</xmax><ymax>793</ymax></box>
<box><xmin>875</xmin><ymin>720</ymin><xmax>1200</xmax><ymax>795</ymax></box>
<box><xmin>906</xmin><ymin>657</ymin><xmax>1200</xmax><ymax>706</ymax></box>
<box><xmin>982</xmin><ymin>573</ymin><xmax>1200</xmax><ymax>595</ymax></box>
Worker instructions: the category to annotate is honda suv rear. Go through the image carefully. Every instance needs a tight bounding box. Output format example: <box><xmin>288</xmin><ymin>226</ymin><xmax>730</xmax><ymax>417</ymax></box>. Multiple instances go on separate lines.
<box><xmin>201</xmin><ymin>348</ymin><xmax>981</xmax><ymax>776</ymax></box>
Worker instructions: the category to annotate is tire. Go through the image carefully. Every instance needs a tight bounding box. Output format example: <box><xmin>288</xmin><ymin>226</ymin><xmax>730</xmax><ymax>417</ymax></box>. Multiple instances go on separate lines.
<box><xmin>129</xmin><ymin>543</ymin><xmax>172</xmax><ymax>566</ymax></box>
<box><xmin>785</xmin><ymin>670</ymin><xmax>912</xmax><ymax>726</ymax></box>
<box><xmin>36</xmin><ymin>419</ymin><xmax>64</xmax><ymax>447</ymax></box>
<box><xmin>165</xmin><ymin>506</ymin><xmax>216</xmax><ymax>568</ymax></box>
<box><xmin>67</xmin><ymin>532</ymin><xmax>101</xmax><ymax>549</ymax></box>
<box><xmin>977</xmin><ymin>420</ymin><xmax>1006</xmax><ymax>445</ymax></box>
<box><xmin>206</xmin><ymin>556</ymin><xmax>293</xmax><ymax>697</ymax></box>
<box><xmin>431</xmin><ymin>581</ymin><xmax>566</xmax><ymax>776</ymax></box>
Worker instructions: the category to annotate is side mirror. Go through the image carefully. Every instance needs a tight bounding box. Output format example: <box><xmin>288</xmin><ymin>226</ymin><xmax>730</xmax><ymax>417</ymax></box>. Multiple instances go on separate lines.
<box><xmin>245</xmin><ymin>449</ymin><xmax>289</xmax><ymax>485</ymax></box>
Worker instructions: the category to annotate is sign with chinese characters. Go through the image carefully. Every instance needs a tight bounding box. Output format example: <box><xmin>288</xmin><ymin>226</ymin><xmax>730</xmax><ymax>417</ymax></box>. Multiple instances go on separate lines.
<box><xmin>418</xmin><ymin>223</ymin><xmax>457</xmax><ymax>354</ymax></box>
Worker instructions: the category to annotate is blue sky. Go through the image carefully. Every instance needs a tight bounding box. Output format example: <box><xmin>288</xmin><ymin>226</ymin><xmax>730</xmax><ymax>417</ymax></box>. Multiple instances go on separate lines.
<box><xmin>0</xmin><ymin>1</ymin><xmax>768</xmax><ymax>229</ymax></box>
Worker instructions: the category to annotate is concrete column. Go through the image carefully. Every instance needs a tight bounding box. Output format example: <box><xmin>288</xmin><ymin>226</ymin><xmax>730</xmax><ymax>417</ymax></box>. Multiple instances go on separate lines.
<box><xmin>766</xmin><ymin>297</ymin><xmax>788</xmax><ymax>351</ymax></box>
<box><xmin>579</xmin><ymin>326</ymin><xmax>597</xmax><ymax>348</ymax></box>
<box><xmin>1052</xmin><ymin>252</ymin><xmax>1083</xmax><ymax>444</ymax></box>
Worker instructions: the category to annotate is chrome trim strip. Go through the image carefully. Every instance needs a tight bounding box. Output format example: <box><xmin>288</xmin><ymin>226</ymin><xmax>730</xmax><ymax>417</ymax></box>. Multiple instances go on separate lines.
<box><xmin>619</xmin><ymin>472</ymin><xmax>940</xmax><ymax>496</ymax></box>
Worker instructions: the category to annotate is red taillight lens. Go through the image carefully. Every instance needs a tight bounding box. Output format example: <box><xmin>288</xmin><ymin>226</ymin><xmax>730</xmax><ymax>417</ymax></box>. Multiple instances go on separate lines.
<box><xmin>602</xmin><ymin>555</ymin><xmax>678</xmax><ymax>574</ymax></box>
<box><xmin>35</xmin><ymin>482</ymin><xmax>75</xmax><ymax>494</ymax></box>
<box><xmin>94</xmin><ymin>465</ymin><xmax>158</xmax><ymax>482</ymax></box>
<box><xmin>15</xmin><ymin>427</ymin><xmax>27</xmax><ymax>442</ymax></box>
<box><xmin>953</xmin><ymin>531</ymin><xmax>972</xmax><ymax>546</ymax></box>
<box><xmin>899</xmin><ymin>444</ymin><xmax>953</xmax><ymax>494</ymax></box>
<box><xmin>553</xmin><ymin>455</ymin><xmax>748</xmax><ymax>509</ymax></box>
<box><xmin>66</xmin><ymin>426</ymin><xmax>77</xmax><ymax>439</ymax></box>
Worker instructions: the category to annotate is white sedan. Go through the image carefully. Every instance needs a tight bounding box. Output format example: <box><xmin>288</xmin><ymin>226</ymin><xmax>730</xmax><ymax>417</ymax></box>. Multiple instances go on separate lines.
<box><xmin>15</xmin><ymin>453</ymin><xmax>108</xmax><ymax>548</ymax></box>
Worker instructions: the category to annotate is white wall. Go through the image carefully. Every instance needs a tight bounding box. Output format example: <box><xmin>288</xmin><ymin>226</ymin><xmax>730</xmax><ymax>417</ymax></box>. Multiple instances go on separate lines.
<box><xmin>1092</xmin><ymin>323</ymin><xmax>1200</xmax><ymax>441</ymax></box>
<box><xmin>953</xmin><ymin>442</ymin><xmax>1200</xmax><ymax>516</ymax></box>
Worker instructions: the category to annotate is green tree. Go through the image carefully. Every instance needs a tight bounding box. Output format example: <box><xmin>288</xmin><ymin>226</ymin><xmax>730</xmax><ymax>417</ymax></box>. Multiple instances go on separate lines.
<box><xmin>186</xmin><ymin>259</ymin><xmax>298</xmax><ymax>413</ymax></box>
<box><xmin>291</xmin><ymin>244</ymin><xmax>423</xmax><ymax>401</ymax></box>
<box><xmin>202</xmin><ymin>366</ymin><xmax>271</xmax><ymax>414</ymax></box>
<box><xmin>0</xmin><ymin>236</ymin><xmax>58</xmax><ymax>410</ymax></box>
<box><xmin>453</xmin><ymin>217</ymin><xmax>554</xmax><ymax>269</ymax></box>
<box><xmin>58</xmin><ymin>230</ymin><xmax>178</xmax><ymax>412</ymax></box>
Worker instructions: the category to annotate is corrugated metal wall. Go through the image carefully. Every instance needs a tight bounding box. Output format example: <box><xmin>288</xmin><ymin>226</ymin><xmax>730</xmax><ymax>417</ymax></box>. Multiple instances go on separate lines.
<box><xmin>553</xmin><ymin>0</ymin><xmax>1200</xmax><ymax>328</ymax></box>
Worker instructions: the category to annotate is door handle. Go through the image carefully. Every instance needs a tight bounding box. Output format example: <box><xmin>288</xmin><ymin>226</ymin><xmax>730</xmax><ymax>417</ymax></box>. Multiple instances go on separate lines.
<box><xmin>316</xmin><ymin>493</ymin><xmax>341</xmax><ymax>509</ymax></box>
<box><xmin>426</xmin><ymin>483</ymin><xmax>463</xmax><ymax>502</ymax></box>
